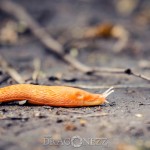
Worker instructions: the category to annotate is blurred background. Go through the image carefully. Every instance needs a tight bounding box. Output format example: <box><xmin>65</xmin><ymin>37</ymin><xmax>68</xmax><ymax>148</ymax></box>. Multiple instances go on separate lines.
<box><xmin>0</xmin><ymin>0</ymin><xmax>150</xmax><ymax>150</ymax></box>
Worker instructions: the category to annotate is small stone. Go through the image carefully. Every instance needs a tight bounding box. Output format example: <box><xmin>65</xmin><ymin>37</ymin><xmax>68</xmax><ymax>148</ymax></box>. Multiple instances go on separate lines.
<box><xmin>79</xmin><ymin>119</ymin><xmax>87</xmax><ymax>126</ymax></box>
<box><xmin>116</xmin><ymin>143</ymin><xmax>138</xmax><ymax>150</ymax></box>
<box><xmin>135</xmin><ymin>114</ymin><xmax>143</xmax><ymax>118</ymax></box>
<box><xmin>18</xmin><ymin>100</ymin><xmax>27</xmax><ymax>105</ymax></box>
<box><xmin>65</xmin><ymin>123</ymin><xmax>77</xmax><ymax>131</ymax></box>
<box><xmin>56</xmin><ymin>119</ymin><xmax>63</xmax><ymax>123</ymax></box>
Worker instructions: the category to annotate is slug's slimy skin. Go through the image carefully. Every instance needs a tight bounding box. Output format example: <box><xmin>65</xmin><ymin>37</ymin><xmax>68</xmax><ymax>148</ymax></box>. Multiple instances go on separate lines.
<box><xmin>0</xmin><ymin>84</ymin><xmax>114</xmax><ymax>107</ymax></box>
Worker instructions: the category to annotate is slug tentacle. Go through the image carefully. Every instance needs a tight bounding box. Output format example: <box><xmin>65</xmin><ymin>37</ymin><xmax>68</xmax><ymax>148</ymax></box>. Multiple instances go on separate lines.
<box><xmin>102</xmin><ymin>87</ymin><xmax>114</xmax><ymax>98</ymax></box>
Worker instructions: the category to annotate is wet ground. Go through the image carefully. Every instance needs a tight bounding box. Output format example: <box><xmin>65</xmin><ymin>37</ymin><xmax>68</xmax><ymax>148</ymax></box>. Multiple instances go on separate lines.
<box><xmin>0</xmin><ymin>0</ymin><xmax>150</xmax><ymax>150</ymax></box>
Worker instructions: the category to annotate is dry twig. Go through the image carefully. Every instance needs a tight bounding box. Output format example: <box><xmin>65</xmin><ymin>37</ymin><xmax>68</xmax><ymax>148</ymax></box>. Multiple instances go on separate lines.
<box><xmin>0</xmin><ymin>0</ymin><xmax>149</xmax><ymax>82</ymax></box>
<box><xmin>73</xmin><ymin>112</ymin><xmax>108</xmax><ymax>119</ymax></box>
<box><xmin>65</xmin><ymin>84</ymin><xmax>150</xmax><ymax>89</ymax></box>
<box><xmin>32</xmin><ymin>58</ymin><xmax>41</xmax><ymax>83</ymax></box>
<box><xmin>0</xmin><ymin>55</ymin><xmax>25</xmax><ymax>84</ymax></box>
<box><xmin>0</xmin><ymin>74</ymin><xmax>10</xmax><ymax>84</ymax></box>
<box><xmin>51</xmin><ymin>112</ymin><xmax>108</xmax><ymax>120</ymax></box>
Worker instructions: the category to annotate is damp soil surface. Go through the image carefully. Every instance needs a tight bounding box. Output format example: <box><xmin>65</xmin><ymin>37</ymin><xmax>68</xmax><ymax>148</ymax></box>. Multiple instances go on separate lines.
<box><xmin>0</xmin><ymin>0</ymin><xmax>150</xmax><ymax>150</ymax></box>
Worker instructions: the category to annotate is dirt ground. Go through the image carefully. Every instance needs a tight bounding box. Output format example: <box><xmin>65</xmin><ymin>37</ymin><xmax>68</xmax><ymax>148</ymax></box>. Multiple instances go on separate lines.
<box><xmin>0</xmin><ymin>0</ymin><xmax>150</xmax><ymax>150</ymax></box>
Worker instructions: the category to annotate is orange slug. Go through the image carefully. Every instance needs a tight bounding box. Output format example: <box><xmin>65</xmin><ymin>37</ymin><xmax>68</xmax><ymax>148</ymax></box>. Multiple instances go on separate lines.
<box><xmin>0</xmin><ymin>84</ymin><xmax>114</xmax><ymax>107</ymax></box>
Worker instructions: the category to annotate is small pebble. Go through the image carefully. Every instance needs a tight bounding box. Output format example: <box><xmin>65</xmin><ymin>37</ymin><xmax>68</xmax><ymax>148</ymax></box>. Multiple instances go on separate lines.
<box><xmin>135</xmin><ymin>114</ymin><xmax>143</xmax><ymax>118</ymax></box>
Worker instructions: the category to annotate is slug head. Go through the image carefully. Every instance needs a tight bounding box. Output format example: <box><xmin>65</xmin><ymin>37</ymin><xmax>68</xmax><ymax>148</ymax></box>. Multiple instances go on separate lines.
<box><xmin>74</xmin><ymin>87</ymin><xmax>114</xmax><ymax>106</ymax></box>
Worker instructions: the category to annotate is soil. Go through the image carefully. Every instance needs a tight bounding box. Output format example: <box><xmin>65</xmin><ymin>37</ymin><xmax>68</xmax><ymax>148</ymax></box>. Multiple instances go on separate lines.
<box><xmin>0</xmin><ymin>0</ymin><xmax>150</xmax><ymax>150</ymax></box>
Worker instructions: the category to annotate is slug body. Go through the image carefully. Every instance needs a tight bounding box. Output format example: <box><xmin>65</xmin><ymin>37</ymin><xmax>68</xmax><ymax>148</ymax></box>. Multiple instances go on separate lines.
<box><xmin>0</xmin><ymin>84</ymin><xmax>114</xmax><ymax>107</ymax></box>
